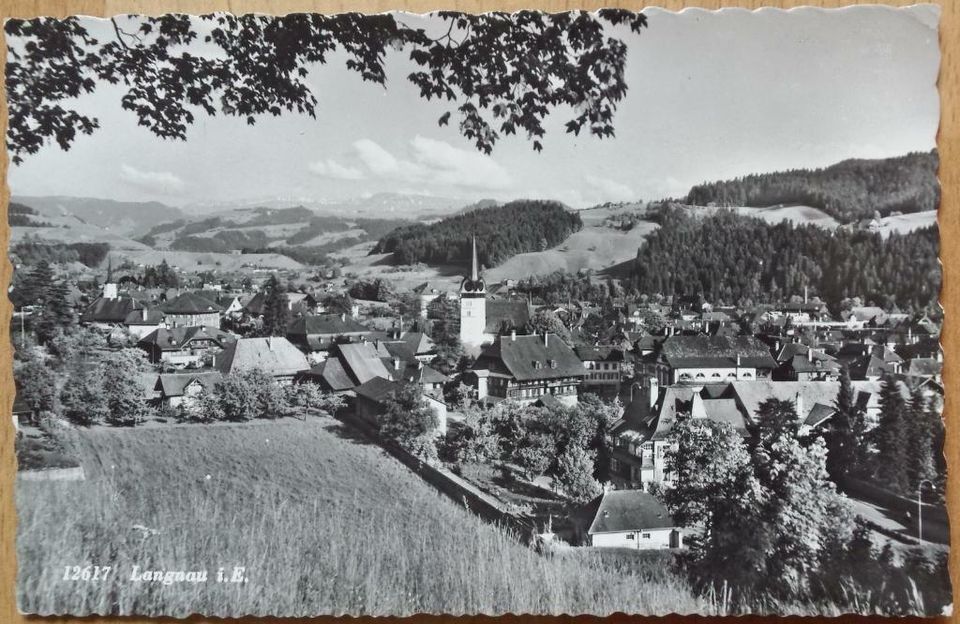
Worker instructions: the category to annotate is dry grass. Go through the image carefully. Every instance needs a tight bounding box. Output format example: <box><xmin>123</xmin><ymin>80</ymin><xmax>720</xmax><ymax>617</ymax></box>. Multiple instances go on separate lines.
<box><xmin>17</xmin><ymin>417</ymin><xmax>712</xmax><ymax>618</ymax></box>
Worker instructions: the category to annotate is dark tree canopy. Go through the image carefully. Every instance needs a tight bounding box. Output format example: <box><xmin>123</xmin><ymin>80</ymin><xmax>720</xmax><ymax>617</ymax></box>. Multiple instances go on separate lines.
<box><xmin>685</xmin><ymin>150</ymin><xmax>939</xmax><ymax>223</ymax></box>
<box><xmin>373</xmin><ymin>200</ymin><xmax>582</xmax><ymax>267</ymax></box>
<box><xmin>6</xmin><ymin>11</ymin><xmax>647</xmax><ymax>164</ymax></box>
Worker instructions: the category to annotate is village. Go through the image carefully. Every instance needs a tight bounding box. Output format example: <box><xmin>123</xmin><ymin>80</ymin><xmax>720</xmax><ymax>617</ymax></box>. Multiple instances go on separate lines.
<box><xmin>11</xmin><ymin>231</ymin><xmax>948</xmax><ymax>556</ymax></box>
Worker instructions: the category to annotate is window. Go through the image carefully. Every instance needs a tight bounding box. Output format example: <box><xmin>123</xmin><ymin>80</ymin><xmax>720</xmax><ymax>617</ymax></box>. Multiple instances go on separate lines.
<box><xmin>626</xmin><ymin>534</ymin><xmax>635</xmax><ymax>540</ymax></box>
<box><xmin>642</xmin><ymin>533</ymin><xmax>651</xmax><ymax>539</ymax></box>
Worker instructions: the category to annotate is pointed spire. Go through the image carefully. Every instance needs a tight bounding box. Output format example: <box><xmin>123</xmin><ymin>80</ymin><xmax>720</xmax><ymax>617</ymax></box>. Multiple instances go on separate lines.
<box><xmin>470</xmin><ymin>236</ymin><xmax>479</xmax><ymax>281</ymax></box>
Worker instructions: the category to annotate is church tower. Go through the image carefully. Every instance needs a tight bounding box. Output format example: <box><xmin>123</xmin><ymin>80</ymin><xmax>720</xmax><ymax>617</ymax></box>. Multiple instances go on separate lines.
<box><xmin>459</xmin><ymin>236</ymin><xmax>487</xmax><ymax>347</ymax></box>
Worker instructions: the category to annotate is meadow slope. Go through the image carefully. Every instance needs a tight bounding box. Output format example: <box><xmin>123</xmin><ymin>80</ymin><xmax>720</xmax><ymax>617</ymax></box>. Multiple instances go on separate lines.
<box><xmin>17</xmin><ymin>418</ymin><xmax>710</xmax><ymax>618</ymax></box>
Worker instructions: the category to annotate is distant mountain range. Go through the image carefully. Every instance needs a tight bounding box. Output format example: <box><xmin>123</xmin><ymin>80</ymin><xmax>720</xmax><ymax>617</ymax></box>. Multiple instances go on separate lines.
<box><xmin>12</xmin><ymin>195</ymin><xmax>186</xmax><ymax>238</ymax></box>
<box><xmin>182</xmin><ymin>192</ymin><xmax>469</xmax><ymax>221</ymax></box>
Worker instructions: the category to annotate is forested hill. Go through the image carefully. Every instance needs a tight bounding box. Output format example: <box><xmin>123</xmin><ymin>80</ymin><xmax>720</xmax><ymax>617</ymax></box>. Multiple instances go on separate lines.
<box><xmin>685</xmin><ymin>151</ymin><xmax>939</xmax><ymax>223</ymax></box>
<box><xmin>630</xmin><ymin>207</ymin><xmax>939</xmax><ymax>312</ymax></box>
<box><xmin>372</xmin><ymin>200</ymin><xmax>582</xmax><ymax>267</ymax></box>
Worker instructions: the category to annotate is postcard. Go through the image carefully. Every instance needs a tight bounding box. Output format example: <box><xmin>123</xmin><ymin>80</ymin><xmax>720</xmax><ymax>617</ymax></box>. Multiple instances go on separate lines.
<box><xmin>6</xmin><ymin>5</ymin><xmax>948</xmax><ymax>618</ymax></box>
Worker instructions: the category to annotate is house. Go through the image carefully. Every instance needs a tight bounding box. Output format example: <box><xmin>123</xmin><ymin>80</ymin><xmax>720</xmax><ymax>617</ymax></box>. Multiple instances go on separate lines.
<box><xmin>138</xmin><ymin>325</ymin><xmax>236</xmax><ymax>366</ymax></box>
<box><xmin>836</xmin><ymin>343</ymin><xmax>904</xmax><ymax>380</ymax></box>
<box><xmin>574</xmin><ymin>345</ymin><xmax>624</xmax><ymax>397</ymax></box>
<box><xmin>413</xmin><ymin>280</ymin><xmax>458</xmax><ymax>317</ymax></box>
<box><xmin>80</xmin><ymin>296</ymin><xmax>143</xmax><ymax>329</ymax></box>
<box><xmin>300</xmin><ymin>339</ymin><xmax>447</xmax><ymax>397</ymax></box>
<box><xmin>469</xmin><ymin>331</ymin><xmax>586</xmax><ymax>407</ymax></box>
<box><xmin>381</xmin><ymin>331</ymin><xmax>437</xmax><ymax>363</ymax></box>
<box><xmin>215</xmin><ymin>336</ymin><xmax>310</xmax><ymax>382</ymax></box>
<box><xmin>577</xmin><ymin>489</ymin><xmax>682</xmax><ymax>549</ymax></box>
<box><xmin>773</xmin><ymin>344</ymin><xmax>841</xmax><ymax>381</ymax></box>
<box><xmin>153</xmin><ymin>372</ymin><xmax>223</xmax><ymax>409</ymax></box>
<box><xmin>286</xmin><ymin>313</ymin><xmax>375</xmax><ymax>362</ymax></box>
<box><xmin>122</xmin><ymin>307</ymin><xmax>166</xmax><ymax>339</ymax></box>
<box><xmin>354</xmin><ymin>377</ymin><xmax>448</xmax><ymax>435</ymax></box>
<box><xmin>644</xmin><ymin>335</ymin><xmax>777</xmax><ymax>385</ymax></box>
<box><xmin>161</xmin><ymin>292</ymin><xmax>224</xmax><ymax>328</ymax></box>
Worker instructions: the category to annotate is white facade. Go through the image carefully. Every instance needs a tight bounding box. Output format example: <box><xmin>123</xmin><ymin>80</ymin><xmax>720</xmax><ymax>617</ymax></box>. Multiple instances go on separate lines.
<box><xmin>590</xmin><ymin>528</ymin><xmax>681</xmax><ymax>549</ymax></box>
<box><xmin>459</xmin><ymin>295</ymin><xmax>487</xmax><ymax>347</ymax></box>
<box><xmin>672</xmin><ymin>366</ymin><xmax>757</xmax><ymax>384</ymax></box>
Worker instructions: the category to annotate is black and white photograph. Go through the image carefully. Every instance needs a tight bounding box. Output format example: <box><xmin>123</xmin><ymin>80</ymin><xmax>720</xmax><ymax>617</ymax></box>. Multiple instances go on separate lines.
<box><xmin>5</xmin><ymin>5</ymin><xmax>949</xmax><ymax>618</ymax></box>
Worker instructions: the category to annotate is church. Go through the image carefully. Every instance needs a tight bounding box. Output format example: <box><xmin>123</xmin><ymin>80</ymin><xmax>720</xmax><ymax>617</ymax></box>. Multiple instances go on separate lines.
<box><xmin>459</xmin><ymin>236</ymin><xmax>586</xmax><ymax>407</ymax></box>
<box><xmin>459</xmin><ymin>237</ymin><xmax>530</xmax><ymax>349</ymax></box>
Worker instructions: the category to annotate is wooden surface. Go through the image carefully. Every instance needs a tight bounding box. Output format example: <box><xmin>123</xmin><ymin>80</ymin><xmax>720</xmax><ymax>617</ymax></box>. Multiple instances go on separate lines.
<box><xmin>0</xmin><ymin>1</ymin><xmax>956</xmax><ymax>623</ymax></box>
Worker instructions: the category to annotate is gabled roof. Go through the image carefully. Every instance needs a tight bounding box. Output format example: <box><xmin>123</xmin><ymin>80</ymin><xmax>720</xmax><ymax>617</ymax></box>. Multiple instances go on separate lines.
<box><xmin>355</xmin><ymin>376</ymin><xmax>400</xmax><ymax>403</ymax></box>
<box><xmin>124</xmin><ymin>307</ymin><xmax>166</xmax><ymax>326</ymax></box>
<box><xmin>659</xmin><ymin>335</ymin><xmax>776</xmax><ymax>370</ymax></box>
<box><xmin>728</xmin><ymin>380</ymin><xmax>841</xmax><ymax>425</ymax></box>
<box><xmin>585</xmin><ymin>490</ymin><xmax>675</xmax><ymax>534</ymax></box>
<box><xmin>216</xmin><ymin>337</ymin><xmax>309</xmax><ymax>377</ymax></box>
<box><xmin>155</xmin><ymin>371</ymin><xmax>223</xmax><ymax>397</ymax></box>
<box><xmin>338</xmin><ymin>342</ymin><xmax>394</xmax><ymax>385</ymax></box>
<box><xmin>138</xmin><ymin>325</ymin><xmax>234</xmax><ymax>351</ymax></box>
<box><xmin>574</xmin><ymin>346</ymin><xmax>625</xmax><ymax>362</ymax></box>
<box><xmin>161</xmin><ymin>292</ymin><xmax>224</xmax><ymax>315</ymax></box>
<box><xmin>299</xmin><ymin>358</ymin><xmax>356</xmax><ymax>392</ymax></box>
<box><xmin>81</xmin><ymin>297</ymin><xmax>142</xmax><ymax>323</ymax></box>
<box><xmin>474</xmin><ymin>333</ymin><xmax>586</xmax><ymax>381</ymax></box>
<box><xmin>286</xmin><ymin>314</ymin><xmax>371</xmax><ymax>337</ymax></box>
<box><xmin>484</xmin><ymin>299</ymin><xmax>531</xmax><ymax>334</ymax></box>
<box><xmin>701</xmin><ymin>399</ymin><xmax>748</xmax><ymax>434</ymax></box>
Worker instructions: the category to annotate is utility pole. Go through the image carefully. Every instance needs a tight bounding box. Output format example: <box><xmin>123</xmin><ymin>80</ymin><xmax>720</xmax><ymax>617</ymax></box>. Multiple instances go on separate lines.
<box><xmin>917</xmin><ymin>479</ymin><xmax>935</xmax><ymax>546</ymax></box>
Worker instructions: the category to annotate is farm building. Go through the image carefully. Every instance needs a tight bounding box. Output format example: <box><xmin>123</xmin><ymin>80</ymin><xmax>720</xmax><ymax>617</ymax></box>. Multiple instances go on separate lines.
<box><xmin>470</xmin><ymin>331</ymin><xmax>587</xmax><ymax>407</ymax></box>
<box><xmin>216</xmin><ymin>336</ymin><xmax>310</xmax><ymax>382</ymax></box>
<box><xmin>354</xmin><ymin>377</ymin><xmax>447</xmax><ymax>435</ymax></box>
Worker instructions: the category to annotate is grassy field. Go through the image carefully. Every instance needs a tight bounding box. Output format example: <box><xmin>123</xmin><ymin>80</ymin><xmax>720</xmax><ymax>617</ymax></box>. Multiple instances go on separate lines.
<box><xmin>17</xmin><ymin>417</ymin><xmax>712</xmax><ymax>617</ymax></box>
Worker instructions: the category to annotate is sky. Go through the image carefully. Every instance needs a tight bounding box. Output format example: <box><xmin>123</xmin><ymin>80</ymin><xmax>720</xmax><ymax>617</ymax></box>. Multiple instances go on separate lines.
<box><xmin>7</xmin><ymin>5</ymin><xmax>941</xmax><ymax>211</ymax></box>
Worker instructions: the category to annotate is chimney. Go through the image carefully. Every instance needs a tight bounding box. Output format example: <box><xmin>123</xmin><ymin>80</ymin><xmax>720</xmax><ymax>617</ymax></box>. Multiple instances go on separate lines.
<box><xmin>267</xmin><ymin>336</ymin><xmax>274</xmax><ymax>351</ymax></box>
<box><xmin>807</xmin><ymin>347</ymin><xmax>813</xmax><ymax>363</ymax></box>
<box><xmin>795</xmin><ymin>391</ymin><xmax>804</xmax><ymax>417</ymax></box>
<box><xmin>141</xmin><ymin>307</ymin><xmax>148</xmax><ymax>322</ymax></box>
<box><xmin>511</xmin><ymin>329</ymin><xmax>516</xmax><ymax>342</ymax></box>
<box><xmin>648</xmin><ymin>376</ymin><xmax>659</xmax><ymax>410</ymax></box>
<box><xmin>393</xmin><ymin>357</ymin><xmax>401</xmax><ymax>370</ymax></box>
<box><xmin>736</xmin><ymin>353</ymin><xmax>741</xmax><ymax>367</ymax></box>
<box><xmin>341</xmin><ymin>312</ymin><xmax>346</xmax><ymax>322</ymax></box>
<box><xmin>212</xmin><ymin>354</ymin><xmax>216</xmax><ymax>367</ymax></box>
<box><xmin>936</xmin><ymin>349</ymin><xmax>943</xmax><ymax>363</ymax></box>
<box><xmin>804</xmin><ymin>286</ymin><xmax>808</xmax><ymax>304</ymax></box>
<box><xmin>544</xmin><ymin>332</ymin><xmax>549</xmax><ymax>347</ymax></box>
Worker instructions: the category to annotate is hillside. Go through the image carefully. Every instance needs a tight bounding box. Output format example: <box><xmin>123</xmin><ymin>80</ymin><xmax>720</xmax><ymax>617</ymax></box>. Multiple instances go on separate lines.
<box><xmin>17</xmin><ymin>418</ymin><xmax>707</xmax><ymax>617</ymax></box>
<box><xmin>684</xmin><ymin>151</ymin><xmax>939</xmax><ymax>223</ymax></box>
<box><xmin>12</xmin><ymin>195</ymin><xmax>186</xmax><ymax>238</ymax></box>
<box><xmin>629</xmin><ymin>206</ymin><xmax>939</xmax><ymax>311</ymax></box>
<box><xmin>372</xmin><ymin>200</ymin><xmax>582</xmax><ymax>268</ymax></box>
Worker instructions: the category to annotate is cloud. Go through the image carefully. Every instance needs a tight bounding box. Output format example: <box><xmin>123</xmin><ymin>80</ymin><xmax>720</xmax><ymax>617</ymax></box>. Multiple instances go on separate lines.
<box><xmin>119</xmin><ymin>164</ymin><xmax>185</xmax><ymax>194</ymax></box>
<box><xmin>351</xmin><ymin>137</ymin><xmax>512</xmax><ymax>191</ymax></box>
<box><xmin>308</xmin><ymin>159</ymin><xmax>365</xmax><ymax>180</ymax></box>
<box><xmin>409</xmin><ymin>136</ymin><xmax>512</xmax><ymax>190</ymax></box>
<box><xmin>584</xmin><ymin>174</ymin><xmax>636</xmax><ymax>203</ymax></box>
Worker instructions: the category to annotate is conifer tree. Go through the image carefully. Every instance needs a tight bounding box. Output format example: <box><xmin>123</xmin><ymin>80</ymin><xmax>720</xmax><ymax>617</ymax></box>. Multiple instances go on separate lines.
<box><xmin>826</xmin><ymin>367</ymin><xmax>858</xmax><ymax>479</ymax></box>
<box><xmin>259</xmin><ymin>274</ymin><xmax>290</xmax><ymax>337</ymax></box>
<box><xmin>872</xmin><ymin>373</ymin><xmax>909</xmax><ymax>494</ymax></box>
<box><xmin>906</xmin><ymin>385</ymin><xmax>937</xmax><ymax>491</ymax></box>
<box><xmin>34</xmin><ymin>280</ymin><xmax>75</xmax><ymax>344</ymax></box>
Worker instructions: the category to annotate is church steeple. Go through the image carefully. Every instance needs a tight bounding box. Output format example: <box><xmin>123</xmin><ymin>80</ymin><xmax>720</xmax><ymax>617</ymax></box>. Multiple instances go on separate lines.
<box><xmin>470</xmin><ymin>236</ymin><xmax>479</xmax><ymax>281</ymax></box>
<box><xmin>460</xmin><ymin>235</ymin><xmax>487</xmax><ymax>348</ymax></box>
<box><xmin>460</xmin><ymin>236</ymin><xmax>485</xmax><ymax>295</ymax></box>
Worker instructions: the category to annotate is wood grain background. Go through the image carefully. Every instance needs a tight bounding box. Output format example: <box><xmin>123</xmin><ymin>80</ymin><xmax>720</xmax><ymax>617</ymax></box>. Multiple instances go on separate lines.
<box><xmin>0</xmin><ymin>1</ymin><xmax>955</xmax><ymax>623</ymax></box>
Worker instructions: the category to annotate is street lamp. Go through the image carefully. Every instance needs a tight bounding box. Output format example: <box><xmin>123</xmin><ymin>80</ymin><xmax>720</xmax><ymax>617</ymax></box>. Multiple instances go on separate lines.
<box><xmin>917</xmin><ymin>479</ymin><xmax>936</xmax><ymax>546</ymax></box>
